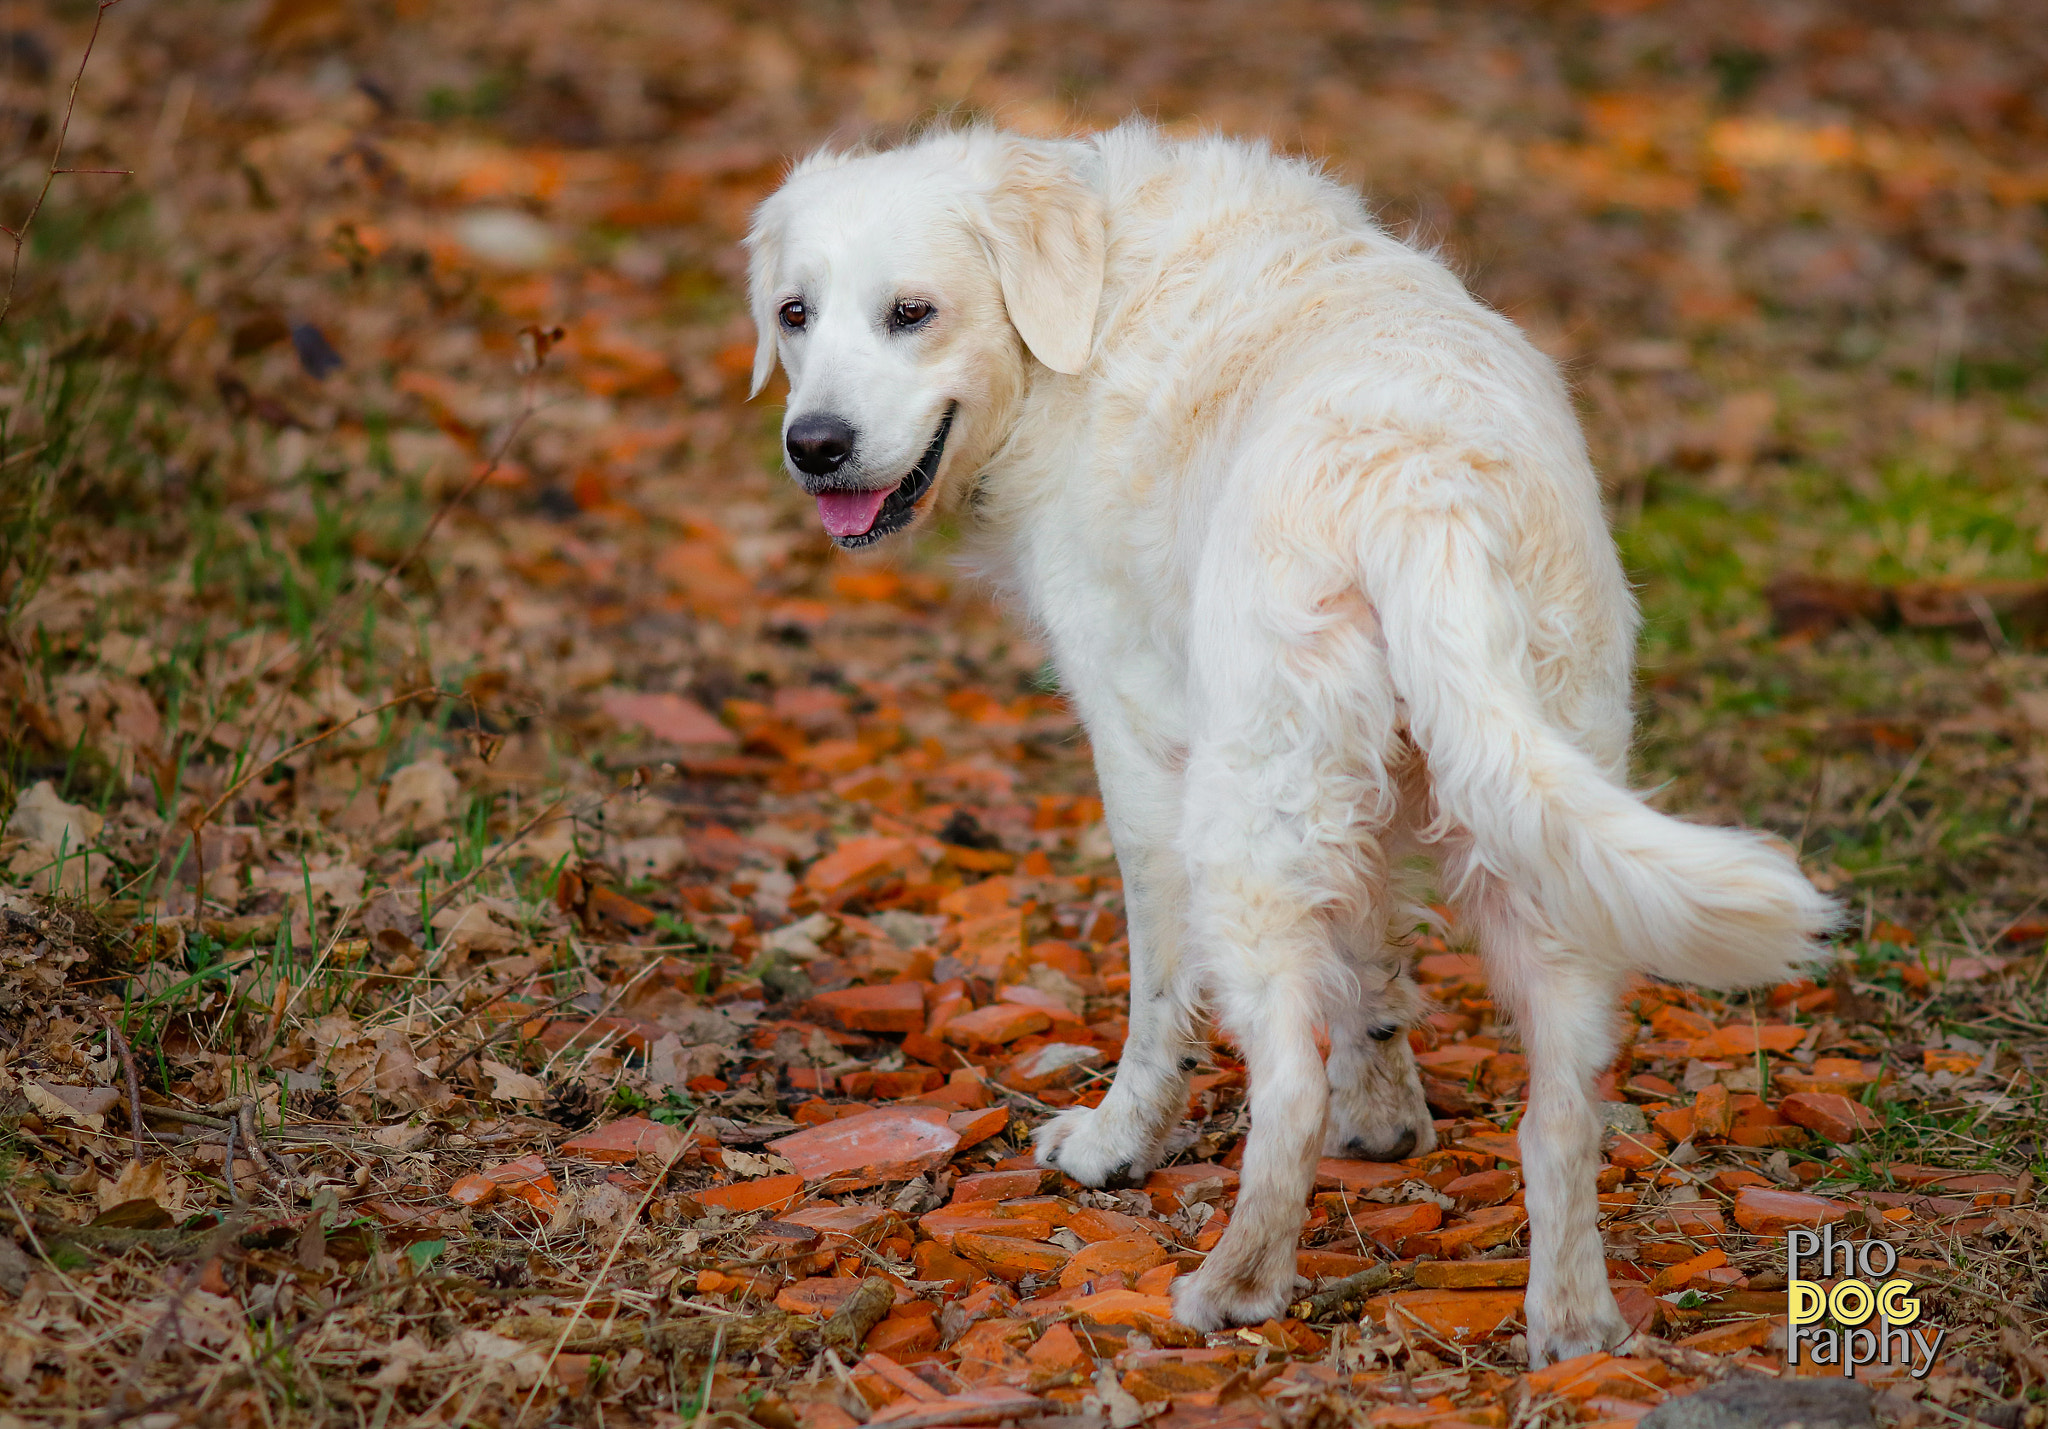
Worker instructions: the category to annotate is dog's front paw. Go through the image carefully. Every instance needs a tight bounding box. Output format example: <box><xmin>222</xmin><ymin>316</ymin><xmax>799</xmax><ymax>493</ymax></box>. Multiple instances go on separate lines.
<box><xmin>1169</xmin><ymin>1259</ymin><xmax>1295</xmax><ymax>1333</ymax></box>
<box><xmin>1033</xmin><ymin>1104</ymin><xmax>1163</xmax><ymax>1188</ymax></box>
<box><xmin>1523</xmin><ymin>1287</ymin><xmax>1632</xmax><ymax>1368</ymax></box>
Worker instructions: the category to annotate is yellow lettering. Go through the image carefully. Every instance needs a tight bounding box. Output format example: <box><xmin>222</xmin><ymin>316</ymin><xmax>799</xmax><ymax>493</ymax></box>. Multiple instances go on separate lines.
<box><xmin>1789</xmin><ymin>1279</ymin><xmax>1826</xmax><ymax>1326</ymax></box>
<box><xmin>1828</xmin><ymin>1279</ymin><xmax>1875</xmax><ymax>1327</ymax></box>
<box><xmin>1875</xmin><ymin>1279</ymin><xmax>1921</xmax><ymax>1326</ymax></box>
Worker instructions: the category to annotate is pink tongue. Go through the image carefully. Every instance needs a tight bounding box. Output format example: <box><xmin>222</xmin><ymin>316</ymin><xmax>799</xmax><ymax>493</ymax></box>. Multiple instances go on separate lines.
<box><xmin>816</xmin><ymin>487</ymin><xmax>892</xmax><ymax>539</ymax></box>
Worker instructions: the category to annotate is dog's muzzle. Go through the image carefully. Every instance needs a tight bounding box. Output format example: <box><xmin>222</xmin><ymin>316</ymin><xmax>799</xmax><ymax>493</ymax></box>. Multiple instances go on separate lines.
<box><xmin>811</xmin><ymin>403</ymin><xmax>956</xmax><ymax>548</ymax></box>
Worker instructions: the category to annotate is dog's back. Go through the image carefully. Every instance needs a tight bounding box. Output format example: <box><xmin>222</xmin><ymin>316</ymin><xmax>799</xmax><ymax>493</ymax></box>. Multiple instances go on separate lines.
<box><xmin>995</xmin><ymin>124</ymin><xmax>1636</xmax><ymax>771</ymax></box>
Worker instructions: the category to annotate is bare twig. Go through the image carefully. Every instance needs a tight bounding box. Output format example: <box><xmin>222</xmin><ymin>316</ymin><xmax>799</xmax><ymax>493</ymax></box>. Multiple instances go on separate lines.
<box><xmin>191</xmin><ymin>687</ymin><xmax>441</xmax><ymax>838</ymax></box>
<box><xmin>220</xmin><ymin>1115</ymin><xmax>244</xmax><ymax>1207</ymax></box>
<box><xmin>427</xmin><ymin>795</ymin><xmax>571</xmax><ymax>916</ymax></box>
<box><xmin>436</xmin><ymin>985</ymin><xmax>592</xmax><ymax>1079</ymax></box>
<box><xmin>183</xmin><ymin>336</ymin><xmax>559</xmax><ymax>904</ymax></box>
<box><xmin>236</xmin><ymin>1099</ymin><xmax>276</xmax><ymax>1186</ymax></box>
<box><xmin>96</xmin><ymin>1008</ymin><xmax>147</xmax><ymax>1161</ymax></box>
<box><xmin>515</xmin><ymin>1135</ymin><xmax>689</xmax><ymax>1426</ymax></box>
<box><xmin>0</xmin><ymin>1</ymin><xmax>126</xmax><ymax>328</ymax></box>
<box><xmin>96</xmin><ymin>1218</ymin><xmax>244</xmax><ymax>1424</ymax></box>
<box><xmin>231</xmin><ymin>336</ymin><xmax>559</xmax><ymax>765</ymax></box>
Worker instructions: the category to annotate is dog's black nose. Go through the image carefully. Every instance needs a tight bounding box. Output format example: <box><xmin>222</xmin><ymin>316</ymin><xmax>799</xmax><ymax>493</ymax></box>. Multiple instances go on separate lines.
<box><xmin>785</xmin><ymin>414</ymin><xmax>856</xmax><ymax>476</ymax></box>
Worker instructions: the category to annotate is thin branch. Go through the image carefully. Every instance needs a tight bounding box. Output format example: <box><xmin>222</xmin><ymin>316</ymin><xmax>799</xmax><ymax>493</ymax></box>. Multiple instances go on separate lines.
<box><xmin>187</xmin><ymin>679</ymin><xmax>440</xmax><ymax>835</ymax></box>
<box><xmin>96</xmin><ymin>1009</ymin><xmax>147</xmax><ymax>1161</ymax></box>
<box><xmin>427</xmin><ymin>795</ymin><xmax>571</xmax><ymax>917</ymax></box>
<box><xmin>0</xmin><ymin>0</ymin><xmax>127</xmax><ymax>328</ymax></box>
<box><xmin>515</xmin><ymin>1137</ymin><xmax>688</xmax><ymax>1427</ymax></box>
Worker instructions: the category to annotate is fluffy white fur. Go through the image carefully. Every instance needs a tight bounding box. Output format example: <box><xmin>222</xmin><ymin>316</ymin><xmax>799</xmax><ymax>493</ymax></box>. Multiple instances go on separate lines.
<box><xmin>746</xmin><ymin>123</ymin><xmax>1837</xmax><ymax>1365</ymax></box>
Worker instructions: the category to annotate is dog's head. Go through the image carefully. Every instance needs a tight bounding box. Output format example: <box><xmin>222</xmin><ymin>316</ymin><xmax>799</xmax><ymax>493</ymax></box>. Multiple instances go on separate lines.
<box><xmin>745</xmin><ymin>132</ymin><xmax>1103</xmax><ymax>547</ymax></box>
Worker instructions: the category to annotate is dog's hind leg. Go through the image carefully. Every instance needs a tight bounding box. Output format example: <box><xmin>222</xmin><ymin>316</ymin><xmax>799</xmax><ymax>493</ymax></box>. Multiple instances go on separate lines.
<box><xmin>1322</xmin><ymin>959</ymin><xmax>1436</xmax><ymax>1163</ymax></box>
<box><xmin>1035</xmin><ymin>732</ymin><xmax>1201</xmax><ymax>1189</ymax></box>
<box><xmin>1167</xmin><ymin>739</ymin><xmax>1359</xmax><ymax>1331</ymax></box>
<box><xmin>1459</xmin><ymin>868</ymin><xmax>1632</xmax><ymax>1366</ymax></box>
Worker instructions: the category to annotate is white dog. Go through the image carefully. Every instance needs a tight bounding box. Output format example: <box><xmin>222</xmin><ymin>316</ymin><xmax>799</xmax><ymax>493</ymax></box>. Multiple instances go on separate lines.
<box><xmin>745</xmin><ymin>123</ymin><xmax>1835</xmax><ymax>1364</ymax></box>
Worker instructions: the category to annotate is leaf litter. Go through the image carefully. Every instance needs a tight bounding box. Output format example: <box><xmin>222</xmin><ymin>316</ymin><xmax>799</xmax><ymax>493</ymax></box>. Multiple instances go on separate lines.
<box><xmin>0</xmin><ymin>1</ymin><xmax>2045</xmax><ymax>1428</ymax></box>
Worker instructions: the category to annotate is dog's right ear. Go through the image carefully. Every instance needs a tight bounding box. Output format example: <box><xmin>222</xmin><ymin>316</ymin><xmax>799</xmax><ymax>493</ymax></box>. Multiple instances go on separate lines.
<box><xmin>977</xmin><ymin>141</ymin><xmax>1104</xmax><ymax>376</ymax></box>
<box><xmin>742</xmin><ymin>204</ymin><xmax>783</xmax><ymax>400</ymax></box>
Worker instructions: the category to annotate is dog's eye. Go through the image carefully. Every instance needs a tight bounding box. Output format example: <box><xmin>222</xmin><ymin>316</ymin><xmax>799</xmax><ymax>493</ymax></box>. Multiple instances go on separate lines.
<box><xmin>891</xmin><ymin>299</ymin><xmax>934</xmax><ymax>329</ymax></box>
<box><xmin>778</xmin><ymin>300</ymin><xmax>807</xmax><ymax>331</ymax></box>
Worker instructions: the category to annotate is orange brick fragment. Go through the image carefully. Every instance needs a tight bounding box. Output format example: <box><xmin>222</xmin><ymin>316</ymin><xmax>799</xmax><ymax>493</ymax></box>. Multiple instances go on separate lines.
<box><xmin>782</xmin><ymin>1203</ymin><xmax>899</xmax><ymax>1250</ymax></box>
<box><xmin>805</xmin><ymin>836</ymin><xmax>919</xmax><ymax>897</ymax></box>
<box><xmin>1525</xmin><ymin>1351</ymin><xmax>1669</xmax><ymax>1401</ymax></box>
<box><xmin>449</xmin><ymin>1172</ymin><xmax>499</xmax><ymax>1207</ymax></box>
<box><xmin>999</xmin><ymin>1042</ymin><xmax>1104</xmax><ymax>1091</ymax></box>
<box><xmin>696</xmin><ymin>1173</ymin><xmax>805</xmax><ymax>1214</ymax></box>
<box><xmin>1142</xmin><ymin>1163</ymin><xmax>1237</xmax><ymax>1212</ymax></box>
<box><xmin>1697</xmin><ymin>1023</ymin><xmax>1804</xmax><ymax>1057</ymax></box>
<box><xmin>1315</xmin><ymin>1159</ymin><xmax>1412</xmax><ymax>1194</ymax></box>
<box><xmin>1351</xmin><ymin>1200</ymin><xmax>1443</xmax><ymax>1254</ymax></box>
<box><xmin>1731</xmin><ymin>1186</ymin><xmax>1849</xmax><ymax>1235</ymax></box>
<box><xmin>1436</xmin><ymin>1203</ymin><xmax>1527</xmax><ymax>1257</ymax></box>
<box><xmin>1691</xmin><ymin>1084</ymin><xmax>1733</xmax><ymax>1138</ymax></box>
<box><xmin>479</xmin><ymin>1153</ymin><xmax>558</xmax><ymax>1213</ymax></box>
<box><xmin>853</xmin><ymin>1351</ymin><xmax>941</xmax><ymax>1408</ymax></box>
<box><xmin>768</xmin><ymin>1108</ymin><xmax>960</xmax><ymax>1189</ymax></box>
<box><xmin>558</xmin><ymin>1115</ymin><xmax>683</xmax><ymax>1165</ymax></box>
<box><xmin>954</xmin><ymin>1230</ymin><xmax>1071</xmax><ymax>1281</ymax></box>
<box><xmin>602</xmin><ymin>690</ymin><xmax>735</xmax><ymax>746</ymax></box>
<box><xmin>1647</xmin><ymin>1248</ymin><xmax>1728</xmax><ymax>1293</ymax></box>
<box><xmin>1365</xmin><ymin>1288</ymin><xmax>1524</xmax><ymax>1342</ymax></box>
<box><xmin>1411</xmin><ymin>1259</ymin><xmax>1528</xmax><ymax>1288</ymax></box>
<box><xmin>1675</xmin><ymin>1318</ymin><xmax>1776</xmax><ymax>1354</ymax></box>
<box><xmin>1059</xmin><ymin>1236</ymin><xmax>1166</xmax><ymax>1289</ymax></box>
<box><xmin>1608</xmin><ymin>1132</ymin><xmax>1669</xmax><ymax>1171</ymax></box>
<box><xmin>954</xmin><ymin>909</ymin><xmax>1028</xmax><ymax>982</ymax></box>
<box><xmin>1443</xmin><ymin>1168</ymin><xmax>1516</xmax><ymax>1210</ymax></box>
<box><xmin>1132</xmin><ymin>1262</ymin><xmax>1178</xmax><ymax>1295</ymax></box>
<box><xmin>776</xmin><ymin>1278</ymin><xmax>870</xmax><ymax>1316</ymax></box>
<box><xmin>911</xmin><ymin>1240</ymin><xmax>980</xmax><ymax>1294</ymax></box>
<box><xmin>1456</xmin><ymin>1130</ymin><xmax>1522</xmax><ymax>1163</ymax></box>
<box><xmin>1778</xmin><ymin>1092</ymin><xmax>1881</xmax><ymax>1142</ymax></box>
<box><xmin>866</xmin><ymin>1305</ymin><xmax>941</xmax><ymax>1358</ymax></box>
<box><xmin>1651</xmin><ymin>1106</ymin><xmax>1696</xmax><ymax>1143</ymax></box>
<box><xmin>942</xmin><ymin>1003</ymin><xmax>1050</xmax><ymax>1048</ymax></box>
<box><xmin>1776</xmin><ymin>1057</ymin><xmax>1879</xmax><ymax>1096</ymax></box>
<box><xmin>954</xmin><ymin>1169</ymin><xmax>1045</xmax><ymax>1203</ymax></box>
<box><xmin>1066</xmin><ymin>1288</ymin><xmax>1190</xmax><ymax>1340</ymax></box>
<box><xmin>1296</xmin><ymin>1248</ymin><xmax>1379</xmax><ymax>1279</ymax></box>
<box><xmin>949</xmin><ymin>1105</ymin><xmax>1011</xmax><ymax>1149</ymax></box>
<box><xmin>1120</xmin><ymin>1350</ymin><xmax>1240</xmax><ymax>1402</ymax></box>
<box><xmin>1058</xmin><ymin>1208</ymin><xmax>1142</xmax><ymax>1245</ymax></box>
<box><xmin>949</xmin><ymin>1318</ymin><xmax>1037</xmax><ymax>1384</ymax></box>
<box><xmin>806</xmin><ymin>983</ymin><xmax>928</xmax><ymax>1033</ymax></box>
<box><xmin>1024</xmin><ymin>1322</ymin><xmax>1092</xmax><ymax>1384</ymax></box>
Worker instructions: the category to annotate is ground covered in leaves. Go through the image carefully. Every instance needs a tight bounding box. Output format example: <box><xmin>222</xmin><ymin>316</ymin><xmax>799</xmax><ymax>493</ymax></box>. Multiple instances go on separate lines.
<box><xmin>1</xmin><ymin>1</ymin><xmax>2046</xmax><ymax>1427</ymax></box>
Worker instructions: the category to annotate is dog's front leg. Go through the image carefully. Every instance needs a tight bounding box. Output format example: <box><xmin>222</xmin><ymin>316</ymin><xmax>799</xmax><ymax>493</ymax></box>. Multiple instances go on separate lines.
<box><xmin>1034</xmin><ymin>732</ymin><xmax>1199</xmax><ymax>1188</ymax></box>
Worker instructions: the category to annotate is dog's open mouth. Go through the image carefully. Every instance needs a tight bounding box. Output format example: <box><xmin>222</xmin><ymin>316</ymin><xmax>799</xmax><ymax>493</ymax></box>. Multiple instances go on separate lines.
<box><xmin>814</xmin><ymin>404</ymin><xmax>955</xmax><ymax>548</ymax></box>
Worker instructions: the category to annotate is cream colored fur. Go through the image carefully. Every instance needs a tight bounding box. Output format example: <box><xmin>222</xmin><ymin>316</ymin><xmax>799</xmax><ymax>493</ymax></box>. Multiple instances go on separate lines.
<box><xmin>746</xmin><ymin>123</ymin><xmax>1837</xmax><ymax>1365</ymax></box>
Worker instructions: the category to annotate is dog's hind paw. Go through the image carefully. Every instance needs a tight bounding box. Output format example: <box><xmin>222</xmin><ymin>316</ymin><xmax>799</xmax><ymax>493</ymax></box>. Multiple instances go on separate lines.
<box><xmin>1523</xmin><ymin>1293</ymin><xmax>1633</xmax><ymax>1368</ymax></box>
<box><xmin>1169</xmin><ymin>1260</ymin><xmax>1295</xmax><ymax>1333</ymax></box>
<box><xmin>1032</xmin><ymin>1103</ymin><xmax>1164</xmax><ymax>1189</ymax></box>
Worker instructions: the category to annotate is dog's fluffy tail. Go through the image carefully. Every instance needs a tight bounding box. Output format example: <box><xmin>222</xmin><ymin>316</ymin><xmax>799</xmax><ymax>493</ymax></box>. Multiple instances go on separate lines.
<box><xmin>1363</xmin><ymin>511</ymin><xmax>1837</xmax><ymax>988</ymax></box>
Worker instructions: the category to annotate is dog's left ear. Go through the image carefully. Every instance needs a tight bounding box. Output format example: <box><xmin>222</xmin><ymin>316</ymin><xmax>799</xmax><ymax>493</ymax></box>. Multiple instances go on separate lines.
<box><xmin>743</xmin><ymin>204</ymin><xmax>784</xmax><ymax>399</ymax></box>
<box><xmin>978</xmin><ymin>142</ymin><xmax>1104</xmax><ymax>376</ymax></box>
